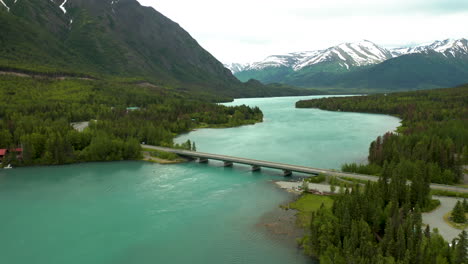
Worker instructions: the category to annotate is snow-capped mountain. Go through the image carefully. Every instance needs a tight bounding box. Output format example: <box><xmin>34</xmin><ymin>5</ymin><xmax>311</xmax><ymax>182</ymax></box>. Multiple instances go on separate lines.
<box><xmin>223</xmin><ymin>63</ymin><xmax>250</xmax><ymax>74</ymax></box>
<box><xmin>226</xmin><ymin>39</ymin><xmax>468</xmax><ymax>73</ymax></box>
<box><xmin>227</xmin><ymin>40</ymin><xmax>393</xmax><ymax>73</ymax></box>
<box><xmin>390</xmin><ymin>39</ymin><xmax>468</xmax><ymax>57</ymax></box>
<box><xmin>228</xmin><ymin>38</ymin><xmax>468</xmax><ymax>91</ymax></box>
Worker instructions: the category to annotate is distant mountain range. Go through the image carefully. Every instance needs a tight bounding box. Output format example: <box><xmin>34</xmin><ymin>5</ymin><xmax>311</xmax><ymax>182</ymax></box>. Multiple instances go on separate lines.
<box><xmin>0</xmin><ymin>0</ymin><xmax>320</xmax><ymax>98</ymax></box>
<box><xmin>226</xmin><ymin>39</ymin><xmax>468</xmax><ymax>92</ymax></box>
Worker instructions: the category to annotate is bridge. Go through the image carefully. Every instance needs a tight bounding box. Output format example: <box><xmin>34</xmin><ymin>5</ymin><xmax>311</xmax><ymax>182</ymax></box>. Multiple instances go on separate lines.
<box><xmin>143</xmin><ymin>145</ymin><xmax>468</xmax><ymax>194</ymax></box>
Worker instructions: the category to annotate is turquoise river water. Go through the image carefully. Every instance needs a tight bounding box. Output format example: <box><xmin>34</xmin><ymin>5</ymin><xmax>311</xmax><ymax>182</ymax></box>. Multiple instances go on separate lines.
<box><xmin>0</xmin><ymin>96</ymin><xmax>400</xmax><ymax>264</ymax></box>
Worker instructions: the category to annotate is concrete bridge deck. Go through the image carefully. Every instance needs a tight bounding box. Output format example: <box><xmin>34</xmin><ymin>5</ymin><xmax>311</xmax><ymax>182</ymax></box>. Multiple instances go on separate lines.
<box><xmin>142</xmin><ymin>145</ymin><xmax>468</xmax><ymax>194</ymax></box>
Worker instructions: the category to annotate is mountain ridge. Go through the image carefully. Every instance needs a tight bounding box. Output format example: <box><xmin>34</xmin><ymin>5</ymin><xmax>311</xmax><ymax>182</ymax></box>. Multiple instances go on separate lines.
<box><xmin>228</xmin><ymin>38</ymin><xmax>468</xmax><ymax>91</ymax></box>
<box><xmin>226</xmin><ymin>38</ymin><xmax>468</xmax><ymax>73</ymax></box>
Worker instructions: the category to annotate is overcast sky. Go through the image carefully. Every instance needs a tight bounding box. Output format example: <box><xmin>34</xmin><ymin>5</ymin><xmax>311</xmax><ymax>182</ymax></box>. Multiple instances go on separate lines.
<box><xmin>137</xmin><ymin>0</ymin><xmax>468</xmax><ymax>64</ymax></box>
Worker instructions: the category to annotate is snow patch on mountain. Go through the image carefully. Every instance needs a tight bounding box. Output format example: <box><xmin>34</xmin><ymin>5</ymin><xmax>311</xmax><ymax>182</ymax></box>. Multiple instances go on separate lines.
<box><xmin>239</xmin><ymin>40</ymin><xmax>392</xmax><ymax>72</ymax></box>
<box><xmin>111</xmin><ymin>0</ymin><xmax>119</xmax><ymax>13</ymax></box>
<box><xmin>0</xmin><ymin>0</ymin><xmax>10</xmax><ymax>11</ymax></box>
<box><xmin>59</xmin><ymin>0</ymin><xmax>68</xmax><ymax>13</ymax></box>
<box><xmin>224</xmin><ymin>63</ymin><xmax>250</xmax><ymax>74</ymax></box>
<box><xmin>229</xmin><ymin>38</ymin><xmax>468</xmax><ymax>74</ymax></box>
<box><xmin>390</xmin><ymin>39</ymin><xmax>468</xmax><ymax>57</ymax></box>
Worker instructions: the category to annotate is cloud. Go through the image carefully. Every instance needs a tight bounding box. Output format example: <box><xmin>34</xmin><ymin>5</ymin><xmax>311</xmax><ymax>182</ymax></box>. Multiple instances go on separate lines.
<box><xmin>137</xmin><ymin>0</ymin><xmax>468</xmax><ymax>63</ymax></box>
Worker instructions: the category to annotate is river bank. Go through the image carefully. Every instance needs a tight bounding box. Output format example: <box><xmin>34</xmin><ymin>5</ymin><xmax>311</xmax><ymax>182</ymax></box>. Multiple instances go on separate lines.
<box><xmin>275</xmin><ymin>179</ymin><xmax>467</xmax><ymax>242</ymax></box>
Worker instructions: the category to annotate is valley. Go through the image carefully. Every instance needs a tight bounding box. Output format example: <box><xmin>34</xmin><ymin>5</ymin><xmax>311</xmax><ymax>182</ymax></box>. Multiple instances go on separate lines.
<box><xmin>0</xmin><ymin>0</ymin><xmax>467</xmax><ymax>264</ymax></box>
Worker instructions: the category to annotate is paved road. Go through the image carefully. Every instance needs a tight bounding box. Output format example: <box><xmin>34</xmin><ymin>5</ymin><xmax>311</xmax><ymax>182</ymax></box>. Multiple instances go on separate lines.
<box><xmin>422</xmin><ymin>196</ymin><xmax>465</xmax><ymax>241</ymax></box>
<box><xmin>142</xmin><ymin>145</ymin><xmax>468</xmax><ymax>194</ymax></box>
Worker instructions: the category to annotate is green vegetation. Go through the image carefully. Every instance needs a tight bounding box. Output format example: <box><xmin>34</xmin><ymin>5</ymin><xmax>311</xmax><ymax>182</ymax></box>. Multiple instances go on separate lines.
<box><xmin>430</xmin><ymin>190</ymin><xmax>468</xmax><ymax>199</ymax></box>
<box><xmin>146</xmin><ymin>150</ymin><xmax>179</xmax><ymax>161</ymax></box>
<box><xmin>298</xmin><ymin>85</ymin><xmax>468</xmax><ymax>185</ymax></box>
<box><xmin>300</xmin><ymin>178</ymin><xmax>468</xmax><ymax>263</ymax></box>
<box><xmin>294</xmin><ymin>86</ymin><xmax>468</xmax><ymax>263</ymax></box>
<box><xmin>0</xmin><ymin>76</ymin><xmax>262</xmax><ymax>166</ymax></box>
<box><xmin>0</xmin><ymin>0</ymin><xmax>324</xmax><ymax>98</ymax></box>
<box><xmin>339</xmin><ymin>176</ymin><xmax>373</xmax><ymax>185</ymax></box>
<box><xmin>451</xmin><ymin>201</ymin><xmax>467</xmax><ymax>224</ymax></box>
<box><xmin>341</xmin><ymin>163</ymin><xmax>382</xmax><ymax>175</ymax></box>
<box><xmin>288</xmin><ymin>194</ymin><xmax>334</xmax><ymax>228</ymax></box>
<box><xmin>422</xmin><ymin>199</ymin><xmax>441</xmax><ymax>213</ymax></box>
<box><xmin>444</xmin><ymin>212</ymin><xmax>468</xmax><ymax>230</ymax></box>
<box><xmin>305</xmin><ymin>174</ymin><xmax>326</xmax><ymax>183</ymax></box>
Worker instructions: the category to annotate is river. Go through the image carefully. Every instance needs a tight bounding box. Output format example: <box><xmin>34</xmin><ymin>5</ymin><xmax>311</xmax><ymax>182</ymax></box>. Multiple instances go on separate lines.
<box><xmin>0</xmin><ymin>95</ymin><xmax>400</xmax><ymax>264</ymax></box>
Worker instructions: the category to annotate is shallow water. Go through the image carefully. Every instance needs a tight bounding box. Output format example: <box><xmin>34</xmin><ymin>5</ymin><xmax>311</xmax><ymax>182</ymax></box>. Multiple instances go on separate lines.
<box><xmin>0</xmin><ymin>96</ymin><xmax>400</xmax><ymax>264</ymax></box>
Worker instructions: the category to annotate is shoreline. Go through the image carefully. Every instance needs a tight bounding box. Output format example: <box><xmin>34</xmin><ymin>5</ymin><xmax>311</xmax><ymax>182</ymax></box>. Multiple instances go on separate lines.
<box><xmin>274</xmin><ymin>180</ymin><xmax>333</xmax><ymax>194</ymax></box>
<box><xmin>255</xmin><ymin>183</ymin><xmax>317</xmax><ymax>262</ymax></box>
<box><xmin>141</xmin><ymin>151</ymin><xmax>188</xmax><ymax>165</ymax></box>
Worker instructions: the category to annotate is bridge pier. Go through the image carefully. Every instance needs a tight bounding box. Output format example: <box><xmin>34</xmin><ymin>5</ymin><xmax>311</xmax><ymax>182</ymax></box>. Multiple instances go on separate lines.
<box><xmin>223</xmin><ymin>161</ymin><xmax>233</xmax><ymax>167</ymax></box>
<box><xmin>251</xmin><ymin>165</ymin><xmax>261</xmax><ymax>172</ymax></box>
<box><xmin>283</xmin><ymin>170</ymin><xmax>292</xmax><ymax>177</ymax></box>
<box><xmin>198</xmin><ymin>158</ymin><xmax>209</xmax><ymax>163</ymax></box>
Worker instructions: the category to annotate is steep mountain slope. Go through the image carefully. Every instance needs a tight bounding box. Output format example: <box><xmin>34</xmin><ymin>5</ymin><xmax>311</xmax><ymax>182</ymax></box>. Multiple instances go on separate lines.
<box><xmin>0</xmin><ymin>0</ymin><xmax>315</xmax><ymax>98</ymax></box>
<box><xmin>231</xmin><ymin>39</ymin><xmax>468</xmax><ymax>91</ymax></box>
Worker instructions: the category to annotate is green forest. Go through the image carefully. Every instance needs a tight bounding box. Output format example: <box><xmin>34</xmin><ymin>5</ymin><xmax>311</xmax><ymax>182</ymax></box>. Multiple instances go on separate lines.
<box><xmin>302</xmin><ymin>181</ymin><xmax>467</xmax><ymax>263</ymax></box>
<box><xmin>295</xmin><ymin>85</ymin><xmax>468</xmax><ymax>263</ymax></box>
<box><xmin>296</xmin><ymin>85</ymin><xmax>468</xmax><ymax>185</ymax></box>
<box><xmin>0</xmin><ymin>75</ymin><xmax>263</xmax><ymax>166</ymax></box>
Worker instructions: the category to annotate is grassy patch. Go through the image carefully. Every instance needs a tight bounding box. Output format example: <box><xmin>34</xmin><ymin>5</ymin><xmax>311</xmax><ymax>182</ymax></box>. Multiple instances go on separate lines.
<box><xmin>305</xmin><ymin>174</ymin><xmax>326</xmax><ymax>183</ymax></box>
<box><xmin>421</xmin><ymin>199</ymin><xmax>441</xmax><ymax>213</ymax></box>
<box><xmin>142</xmin><ymin>149</ymin><xmax>180</xmax><ymax>161</ymax></box>
<box><xmin>443</xmin><ymin>211</ymin><xmax>468</xmax><ymax>230</ymax></box>
<box><xmin>151</xmin><ymin>150</ymin><xmax>179</xmax><ymax>160</ymax></box>
<box><xmin>339</xmin><ymin>176</ymin><xmax>372</xmax><ymax>185</ymax></box>
<box><xmin>288</xmin><ymin>194</ymin><xmax>334</xmax><ymax>228</ymax></box>
<box><xmin>430</xmin><ymin>190</ymin><xmax>468</xmax><ymax>199</ymax></box>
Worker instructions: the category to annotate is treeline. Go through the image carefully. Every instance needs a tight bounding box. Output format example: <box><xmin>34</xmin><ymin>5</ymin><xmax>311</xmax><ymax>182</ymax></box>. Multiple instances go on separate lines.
<box><xmin>0</xmin><ymin>76</ymin><xmax>263</xmax><ymax>166</ymax></box>
<box><xmin>304</xmin><ymin>177</ymin><xmax>467</xmax><ymax>263</ymax></box>
<box><xmin>296</xmin><ymin>85</ymin><xmax>468</xmax><ymax>184</ymax></box>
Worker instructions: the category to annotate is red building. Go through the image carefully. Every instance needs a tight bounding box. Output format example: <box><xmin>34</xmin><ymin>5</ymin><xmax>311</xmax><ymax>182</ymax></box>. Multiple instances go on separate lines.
<box><xmin>0</xmin><ymin>149</ymin><xmax>6</xmax><ymax>161</ymax></box>
<box><xmin>0</xmin><ymin>148</ymin><xmax>23</xmax><ymax>162</ymax></box>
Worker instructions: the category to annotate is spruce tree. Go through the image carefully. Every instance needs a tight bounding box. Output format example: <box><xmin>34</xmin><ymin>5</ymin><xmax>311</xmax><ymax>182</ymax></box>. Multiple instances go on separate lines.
<box><xmin>452</xmin><ymin>201</ymin><xmax>467</xmax><ymax>224</ymax></box>
<box><xmin>454</xmin><ymin>230</ymin><xmax>467</xmax><ymax>264</ymax></box>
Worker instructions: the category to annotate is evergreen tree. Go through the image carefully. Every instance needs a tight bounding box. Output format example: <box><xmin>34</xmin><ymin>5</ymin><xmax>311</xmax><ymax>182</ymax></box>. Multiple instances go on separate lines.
<box><xmin>452</xmin><ymin>201</ymin><xmax>467</xmax><ymax>224</ymax></box>
<box><xmin>453</xmin><ymin>230</ymin><xmax>467</xmax><ymax>264</ymax></box>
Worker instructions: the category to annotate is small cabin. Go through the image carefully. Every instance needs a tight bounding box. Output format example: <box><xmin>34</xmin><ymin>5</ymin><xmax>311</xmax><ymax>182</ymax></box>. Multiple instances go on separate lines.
<box><xmin>0</xmin><ymin>148</ymin><xmax>23</xmax><ymax>162</ymax></box>
<box><xmin>0</xmin><ymin>149</ymin><xmax>6</xmax><ymax>162</ymax></box>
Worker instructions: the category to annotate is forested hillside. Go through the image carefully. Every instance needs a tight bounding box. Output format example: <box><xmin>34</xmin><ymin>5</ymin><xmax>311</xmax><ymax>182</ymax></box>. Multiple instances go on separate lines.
<box><xmin>0</xmin><ymin>0</ymin><xmax>317</xmax><ymax>98</ymax></box>
<box><xmin>296</xmin><ymin>85</ymin><xmax>468</xmax><ymax>184</ymax></box>
<box><xmin>0</xmin><ymin>75</ymin><xmax>262</xmax><ymax>166</ymax></box>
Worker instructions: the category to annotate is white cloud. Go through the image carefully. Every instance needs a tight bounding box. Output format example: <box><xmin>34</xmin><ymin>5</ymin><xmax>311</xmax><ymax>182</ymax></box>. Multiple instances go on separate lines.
<box><xmin>137</xmin><ymin>0</ymin><xmax>468</xmax><ymax>64</ymax></box>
